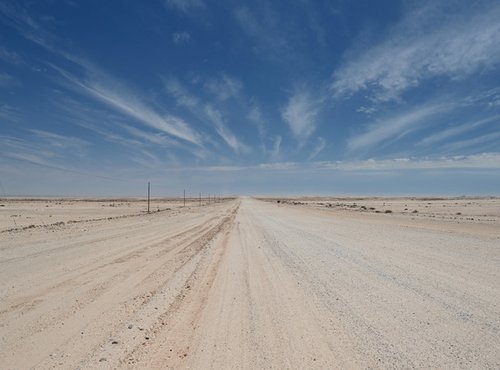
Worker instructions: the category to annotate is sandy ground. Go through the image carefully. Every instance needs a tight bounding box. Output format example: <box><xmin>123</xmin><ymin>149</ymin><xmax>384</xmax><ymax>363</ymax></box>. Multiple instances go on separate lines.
<box><xmin>261</xmin><ymin>196</ymin><xmax>500</xmax><ymax>224</ymax></box>
<box><xmin>0</xmin><ymin>197</ymin><xmax>499</xmax><ymax>369</ymax></box>
<box><xmin>0</xmin><ymin>198</ymin><xmax>217</xmax><ymax>233</ymax></box>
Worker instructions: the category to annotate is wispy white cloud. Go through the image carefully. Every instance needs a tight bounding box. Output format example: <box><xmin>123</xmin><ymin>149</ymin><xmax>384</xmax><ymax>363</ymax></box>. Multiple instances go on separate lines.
<box><xmin>130</xmin><ymin>149</ymin><xmax>166</xmax><ymax>169</ymax></box>
<box><xmin>281</xmin><ymin>90</ymin><xmax>321</xmax><ymax>139</ymax></box>
<box><xmin>489</xmin><ymin>99</ymin><xmax>500</xmax><ymax>107</ymax></box>
<box><xmin>356</xmin><ymin>105</ymin><xmax>378</xmax><ymax>115</ymax></box>
<box><xmin>462</xmin><ymin>87</ymin><xmax>500</xmax><ymax>108</ymax></box>
<box><xmin>442</xmin><ymin>131</ymin><xmax>500</xmax><ymax>152</ymax></box>
<box><xmin>247</xmin><ymin>104</ymin><xmax>285</xmax><ymax>161</ymax></box>
<box><xmin>332</xmin><ymin>1</ymin><xmax>500</xmax><ymax>101</ymax></box>
<box><xmin>234</xmin><ymin>5</ymin><xmax>293</xmax><ymax>60</ymax></box>
<box><xmin>165</xmin><ymin>0</ymin><xmax>205</xmax><ymax>13</ymax></box>
<box><xmin>271</xmin><ymin>135</ymin><xmax>281</xmax><ymax>161</ymax></box>
<box><xmin>51</xmin><ymin>97</ymin><xmax>146</xmax><ymax>148</ymax></box>
<box><xmin>0</xmin><ymin>130</ymin><xmax>90</xmax><ymax>166</ymax></box>
<box><xmin>172</xmin><ymin>161</ymin><xmax>297</xmax><ymax>172</ymax></box>
<box><xmin>320</xmin><ymin>153</ymin><xmax>500</xmax><ymax>171</ymax></box>
<box><xmin>258</xmin><ymin>161</ymin><xmax>298</xmax><ymax>171</ymax></box>
<box><xmin>0</xmin><ymin>104</ymin><xmax>21</xmax><ymax>122</ymax></box>
<box><xmin>308</xmin><ymin>137</ymin><xmax>326</xmax><ymax>160</ymax></box>
<box><xmin>204</xmin><ymin>74</ymin><xmax>242</xmax><ymax>101</ymax></box>
<box><xmin>120</xmin><ymin>124</ymin><xmax>181</xmax><ymax>147</ymax></box>
<box><xmin>347</xmin><ymin>103</ymin><xmax>449</xmax><ymax>152</ymax></box>
<box><xmin>169</xmin><ymin>152</ymin><xmax>500</xmax><ymax>173</ymax></box>
<box><xmin>0</xmin><ymin>3</ymin><xmax>204</xmax><ymax>148</ymax></box>
<box><xmin>247</xmin><ymin>105</ymin><xmax>266</xmax><ymax>139</ymax></box>
<box><xmin>195</xmin><ymin>165</ymin><xmax>246</xmax><ymax>172</ymax></box>
<box><xmin>165</xmin><ymin>77</ymin><xmax>246</xmax><ymax>153</ymax></box>
<box><xmin>0</xmin><ymin>135</ymin><xmax>56</xmax><ymax>162</ymax></box>
<box><xmin>0</xmin><ymin>2</ymin><xmax>62</xmax><ymax>57</ymax></box>
<box><xmin>77</xmin><ymin>120</ymin><xmax>142</xmax><ymax>147</ymax></box>
<box><xmin>52</xmin><ymin>96</ymin><xmax>211</xmax><ymax>164</ymax></box>
<box><xmin>233</xmin><ymin>2</ymin><xmax>330</xmax><ymax>65</ymax></box>
<box><xmin>0</xmin><ymin>135</ymin><xmax>124</xmax><ymax>182</ymax></box>
<box><xmin>204</xmin><ymin>105</ymin><xmax>247</xmax><ymax>153</ymax></box>
<box><xmin>29</xmin><ymin>129</ymin><xmax>89</xmax><ymax>154</ymax></box>
<box><xmin>52</xmin><ymin>64</ymin><xmax>203</xmax><ymax>146</ymax></box>
<box><xmin>172</xmin><ymin>31</ymin><xmax>191</xmax><ymax>45</ymax></box>
<box><xmin>418</xmin><ymin>115</ymin><xmax>500</xmax><ymax>147</ymax></box>
<box><xmin>248</xmin><ymin>104</ymin><xmax>279</xmax><ymax>157</ymax></box>
<box><xmin>0</xmin><ymin>46</ymin><xmax>23</xmax><ymax>64</ymax></box>
<box><xmin>164</xmin><ymin>77</ymin><xmax>199</xmax><ymax>108</ymax></box>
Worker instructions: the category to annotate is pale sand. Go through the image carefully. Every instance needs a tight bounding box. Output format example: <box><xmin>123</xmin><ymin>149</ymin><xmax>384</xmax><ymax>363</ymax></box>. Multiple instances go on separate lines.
<box><xmin>0</xmin><ymin>197</ymin><xmax>499</xmax><ymax>369</ymax></box>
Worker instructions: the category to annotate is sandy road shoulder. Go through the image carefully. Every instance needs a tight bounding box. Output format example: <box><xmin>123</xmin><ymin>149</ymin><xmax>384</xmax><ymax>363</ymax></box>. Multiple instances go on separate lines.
<box><xmin>0</xmin><ymin>200</ymin><xmax>238</xmax><ymax>369</ymax></box>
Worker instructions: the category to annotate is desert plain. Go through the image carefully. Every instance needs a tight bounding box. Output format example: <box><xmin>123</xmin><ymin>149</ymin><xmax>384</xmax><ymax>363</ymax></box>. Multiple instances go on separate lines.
<box><xmin>0</xmin><ymin>196</ymin><xmax>499</xmax><ymax>369</ymax></box>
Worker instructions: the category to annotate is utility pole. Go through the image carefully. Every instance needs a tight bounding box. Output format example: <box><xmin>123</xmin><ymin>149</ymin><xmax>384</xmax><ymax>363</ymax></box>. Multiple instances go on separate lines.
<box><xmin>199</xmin><ymin>192</ymin><xmax>201</xmax><ymax>207</ymax></box>
<box><xmin>183</xmin><ymin>189</ymin><xmax>185</xmax><ymax>207</ymax></box>
<box><xmin>147</xmin><ymin>181</ymin><xmax>150</xmax><ymax>213</ymax></box>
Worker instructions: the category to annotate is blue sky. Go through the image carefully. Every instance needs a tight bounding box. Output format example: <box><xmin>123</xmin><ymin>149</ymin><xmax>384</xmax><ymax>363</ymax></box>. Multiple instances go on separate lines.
<box><xmin>1</xmin><ymin>0</ymin><xmax>499</xmax><ymax>196</ymax></box>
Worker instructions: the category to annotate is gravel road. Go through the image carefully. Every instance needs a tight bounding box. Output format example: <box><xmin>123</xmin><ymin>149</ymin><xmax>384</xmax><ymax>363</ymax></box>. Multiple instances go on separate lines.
<box><xmin>1</xmin><ymin>198</ymin><xmax>499</xmax><ymax>369</ymax></box>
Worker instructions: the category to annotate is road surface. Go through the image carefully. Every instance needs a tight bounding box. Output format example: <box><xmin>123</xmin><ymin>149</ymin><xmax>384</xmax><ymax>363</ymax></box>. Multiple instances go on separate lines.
<box><xmin>1</xmin><ymin>198</ymin><xmax>499</xmax><ymax>369</ymax></box>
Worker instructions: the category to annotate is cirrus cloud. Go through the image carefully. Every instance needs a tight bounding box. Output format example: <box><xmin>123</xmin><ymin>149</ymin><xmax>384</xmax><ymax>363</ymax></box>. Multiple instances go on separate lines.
<box><xmin>281</xmin><ymin>89</ymin><xmax>321</xmax><ymax>139</ymax></box>
<box><xmin>332</xmin><ymin>1</ymin><xmax>500</xmax><ymax>102</ymax></box>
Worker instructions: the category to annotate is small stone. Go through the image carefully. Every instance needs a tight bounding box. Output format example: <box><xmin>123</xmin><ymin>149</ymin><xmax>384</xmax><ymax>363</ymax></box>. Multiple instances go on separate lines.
<box><xmin>128</xmin><ymin>324</ymin><xmax>133</xmax><ymax>329</ymax></box>
<box><xmin>145</xmin><ymin>336</ymin><xmax>150</xmax><ymax>340</ymax></box>
<box><xmin>111</xmin><ymin>340</ymin><xmax>118</xmax><ymax>344</ymax></box>
<box><xmin>99</xmin><ymin>357</ymin><xmax>107</xmax><ymax>362</ymax></box>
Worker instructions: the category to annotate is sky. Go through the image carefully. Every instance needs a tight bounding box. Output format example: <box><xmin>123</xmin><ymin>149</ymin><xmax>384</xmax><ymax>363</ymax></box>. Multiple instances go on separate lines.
<box><xmin>1</xmin><ymin>0</ymin><xmax>500</xmax><ymax>196</ymax></box>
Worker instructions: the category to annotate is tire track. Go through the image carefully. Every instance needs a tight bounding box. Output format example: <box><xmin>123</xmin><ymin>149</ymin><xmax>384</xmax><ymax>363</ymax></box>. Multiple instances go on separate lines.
<box><xmin>0</xmin><ymin>201</ymin><xmax>238</xmax><ymax>369</ymax></box>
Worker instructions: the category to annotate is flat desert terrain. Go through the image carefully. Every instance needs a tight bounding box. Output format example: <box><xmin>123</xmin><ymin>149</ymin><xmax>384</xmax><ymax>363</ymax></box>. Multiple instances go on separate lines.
<box><xmin>0</xmin><ymin>197</ymin><xmax>499</xmax><ymax>369</ymax></box>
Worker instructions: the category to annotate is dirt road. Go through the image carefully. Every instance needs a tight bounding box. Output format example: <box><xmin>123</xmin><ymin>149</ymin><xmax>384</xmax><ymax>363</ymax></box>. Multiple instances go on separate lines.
<box><xmin>1</xmin><ymin>198</ymin><xmax>499</xmax><ymax>369</ymax></box>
